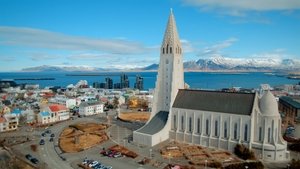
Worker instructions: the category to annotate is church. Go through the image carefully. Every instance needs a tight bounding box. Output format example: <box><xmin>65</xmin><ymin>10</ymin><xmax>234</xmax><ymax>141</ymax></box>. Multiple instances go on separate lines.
<box><xmin>133</xmin><ymin>10</ymin><xmax>289</xmax><ymax>161</ymax></box>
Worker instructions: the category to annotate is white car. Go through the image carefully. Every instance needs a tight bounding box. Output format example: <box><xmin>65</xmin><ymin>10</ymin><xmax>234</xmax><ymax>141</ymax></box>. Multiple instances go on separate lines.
<box><xmin>89</xmin><ymin>161</ymin><xmax>99</xmax><ymax>168</ymax></box>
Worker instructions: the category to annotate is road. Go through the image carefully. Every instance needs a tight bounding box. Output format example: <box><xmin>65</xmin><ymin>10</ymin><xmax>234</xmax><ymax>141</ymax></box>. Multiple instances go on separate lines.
<box><xmin>1</xmin><ymin>110</ymin><xmax>165</xmax><ymax>169</ymax></box>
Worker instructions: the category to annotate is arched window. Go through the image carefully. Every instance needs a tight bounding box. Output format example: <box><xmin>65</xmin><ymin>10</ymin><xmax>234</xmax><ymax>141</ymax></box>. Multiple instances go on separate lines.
<box><xmin>224</xmin><ymin>122</ymin><xmax>227</xmax><ymax>138</ymax></box>
<box><xmin>189</xmin><ymin>117</ymin><xmax>192</xmax><ymax>132</ymax></box>
<box><xmin>163</xmin><ymin>48</ymin><xmax>165</xmax><ymax>54</ymax></box>
<box><xmin>170</xmin><ymin>47</ymin><xmax>172</xmax><ymax>54</ymax></box>
<box><xmin>181</xmin><ymin>115</ymin><xmax>184</xmax><ymax>131</ymax></box>
<box><xmin>259</xmin><ymin>127</ymin><xmax>262</xmax><ymax>141</ymax></box>
<box><xmin>234</xmin><ymin>123</ymin><xmax>238</xmax><ymax>140</ymax></box>
<box><xmin>206</xmin><ymin>119</ymin><xmax>209</xmax><ymax>135</ymax></box>
<box><xmin>244</xmin><ymin>124</ymin><xmax>248</xmax><ymax>141</ymax></box>
<box><xmin>215</xmin><ymin>120</ymin><xmax>218</xmax><ymax>136</ymax></box>
<box><xmin>197</xmin><ymin>118</ymin><xmax>200</xmax><ymax>133</ymax></box>
<box><xmin>173</xmin><ymin>115</ymin><xmax>176</xmax><ymax>130</ymax></box>
<box><xmin>166</xmin><ymin>44</ymin><xmax>169</xmax><ymax>54</ymax></box>
<box><xmin>176</xmin><ymin>47</ymin><xmax>178</xmax><ymax>54</ymax></box>
<box><xmin>268</xmin><ymin>127</ymin><xmax>271</xmax><ymax>143</ymax></box>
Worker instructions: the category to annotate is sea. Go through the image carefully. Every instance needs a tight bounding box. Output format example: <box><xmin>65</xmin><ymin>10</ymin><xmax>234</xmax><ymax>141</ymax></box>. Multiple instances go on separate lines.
<box><xmin>0</xmin><ymin>71</ymin><xmax>298</xmax><ymax>90</ymax></box>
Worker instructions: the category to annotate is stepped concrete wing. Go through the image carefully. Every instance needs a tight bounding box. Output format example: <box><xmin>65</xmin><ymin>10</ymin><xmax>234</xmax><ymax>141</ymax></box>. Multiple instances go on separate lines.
<box><xmin>136</xmin><ymin>111</ymin><xmax>169</xmax><ymax>135</ymax></box>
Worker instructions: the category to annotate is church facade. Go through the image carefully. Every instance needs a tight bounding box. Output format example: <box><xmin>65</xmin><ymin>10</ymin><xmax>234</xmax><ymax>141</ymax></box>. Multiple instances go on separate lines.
<box><xmin>133</xmin><ymin>10</ymin><xmax>289</xmax><ymax>161</ymax></box>
<box><xmin>170</xmin><ymin>89</ymin><xmax>289</xmax><ymax>161</ymax></box>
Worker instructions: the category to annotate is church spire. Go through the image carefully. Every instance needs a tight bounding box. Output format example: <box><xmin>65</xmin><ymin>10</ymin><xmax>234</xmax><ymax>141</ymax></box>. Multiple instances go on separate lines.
<box><xmin>162</xmin><ymin>9</ymin><xmax>181</xmax><ymax>48</ymax></box>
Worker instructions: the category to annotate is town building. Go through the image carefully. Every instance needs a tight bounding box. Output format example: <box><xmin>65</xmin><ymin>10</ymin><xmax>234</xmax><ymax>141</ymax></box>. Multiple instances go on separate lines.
<box><xmin>0</xmin><ymin>114</ymin><xmax>18</xmax><ymax>132</ymax></box>
<box><xmin>134</xmin><ymin>75</ymin><xmax>144</xmax><ymax>90</ymax></box>
<box><xmin>133</xmin><ymin>10</ymin><xmax>289</xmax><ymax>161</ymax></box>
<box><xmin>37</xmin><ymin>111</ymin><xmax>53</xmax><ymax>124</ymax></box>
<box><xmin>48</xmin><ymin>104</ymin><xmax>70</xmax><ymax>121</ymax></box>
<box><xmin>79</xmin><ymin>101</ymin><xmax>104</xmax><ymax>116</ymax></box>
<box><xmin>105</xmin><ymin>77</ymin><xmax>113</xmax><ymax>89</ymax></box>
<box><xmin>120</xmin><ymin>74</ymin><xmax>129</xmax><ymax>89</ymax></box>
<box><xmin>278</xmin><ymin>96</ymin><xmax>300</xmax><ymax>128</ymax></box>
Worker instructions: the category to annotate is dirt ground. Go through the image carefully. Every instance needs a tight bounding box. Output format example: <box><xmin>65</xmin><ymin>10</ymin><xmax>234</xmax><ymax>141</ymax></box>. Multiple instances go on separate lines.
<box><xmin>59</xmin><ymin>123</ymin><xmax>109</xmax><ymax>153</ymax></box>
<box><xmin>160</xmin><ymin>141</ymin><xmax>240</xmax><ymax>167</ymax></box>
<box><xmin>118</xmin><ymin>112</ymin><xmax>150</xmax><ymax>122</ymax></box>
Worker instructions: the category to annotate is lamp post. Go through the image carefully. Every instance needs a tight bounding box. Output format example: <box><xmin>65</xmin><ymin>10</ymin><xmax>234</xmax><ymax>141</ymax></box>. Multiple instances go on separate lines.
<box><xmin>287</xmin><ymin>164</ymin><xmax>290</xmax><ymax>169</ymax></box>
<box><xmin>149</xmin><ymin>149</ymin><xmax>152</xmax><ymax>159</ymax></box>
<box><xmin>205</xmin><ymin>160</ymin><xmax>207</xmax><ymax>169</ymax></box>
<box><xmin>245</xmin><ymin>165</ymin><xmax>248</xmax><ymax>169</ymax></box>
<box><xmin>168</xmin><ymin>153</ymin><xmax>171</xmax><ymax>164</ymax></box>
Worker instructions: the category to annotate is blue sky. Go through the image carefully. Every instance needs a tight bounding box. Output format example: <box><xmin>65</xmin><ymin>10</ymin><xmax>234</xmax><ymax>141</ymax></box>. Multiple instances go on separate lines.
<box><xmin>0</xmin><ymin>0</ymin><xmax>300</xmax><ymax>71</ymax></box>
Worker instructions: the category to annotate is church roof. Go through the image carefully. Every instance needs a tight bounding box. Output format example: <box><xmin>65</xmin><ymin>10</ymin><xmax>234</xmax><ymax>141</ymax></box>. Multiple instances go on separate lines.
<box><xmin>173</xmin><ymin>89</ymin><xmax>256</xmax><ymax>116</ymax></box>
<box><xmin>162</xmin><ymin>9</ymin><xmax>181</xmax><ymax>46</ymax></box>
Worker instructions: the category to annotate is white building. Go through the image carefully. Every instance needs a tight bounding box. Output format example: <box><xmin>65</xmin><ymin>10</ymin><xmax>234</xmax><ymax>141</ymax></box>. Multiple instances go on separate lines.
<box><xmin>134</xmin><ymin>9</ymin><xmax>184</xmax><ymax>146</ymax></box>
<box><xmin>49</xmin><ymin>96</ymin><xmax>76</xmax><ymax>109</ymax></box>
<box><xmin>37</xmin><ymin>111</ymin><xmax>53</xmax><ymax>124</ymax></box>
<box><xmin>48</xmin><ymin>104</ymin><xmax>70</xmax><ymax>121</ymax></box>
<box><xmin>133</xmin><ymin>10</ymin><xmax>289</xmax><ymax>162</ymax></box>
<box><xmin>0</xmin><ymin>114</ymin><xmax>18</xmax><ymax>132</ymax></box>
<box><xmin>79</xmin><ymin>101</ymin><xmax>104</xmax><ymax>116</ymax></box>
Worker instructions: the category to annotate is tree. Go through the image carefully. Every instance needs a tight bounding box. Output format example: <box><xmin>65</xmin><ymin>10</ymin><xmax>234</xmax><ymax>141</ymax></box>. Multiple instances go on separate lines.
<box><xmin>113</xmin><ymin>97</ymin><xmax>119</xmax><ymax>109</ymax></box>
<box><xmin>234</xmin><ymin>144</ymin><xmax>256</xmax><ymax>160</ymax></box>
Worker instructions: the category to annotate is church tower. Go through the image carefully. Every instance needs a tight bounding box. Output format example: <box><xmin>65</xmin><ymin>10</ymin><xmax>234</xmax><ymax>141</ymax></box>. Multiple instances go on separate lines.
<box><xmin>133</xmin><ymin>10</ymin><xmax>184</xmax><ymax>146</ymax></box>
<box><xmin>151</xmin><ymin>9</ymin><xmax>184</xmax><ymax>116</ymax></box>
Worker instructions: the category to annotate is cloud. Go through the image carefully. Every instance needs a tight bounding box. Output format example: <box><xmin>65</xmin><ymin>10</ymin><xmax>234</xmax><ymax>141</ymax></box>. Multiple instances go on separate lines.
<box><xmin>180</xmin><ymin>39</ymin><xmax>196</xmax><ymax>53</ymax></box>
<box><xmin>200</xmin><ymin>38</ymin><xmax>238</xmax><ymax>56</ymax></box>
<box><xmin>30</xmin><ymin>53</ymin><xmax>58</xmax><ymax>61</ymax></box>
<box><xmin>181</xmin><ymin>0</ymin><xmax>300</xmax><ymax>16</ymax></box>
<box><xmin>0</xmin><ymin>56</ymin><xmax>15</xmax><ymax>62</ymax></box>
<box><xmin>0</xmin><ymin>26</ymin><xmax>150</xmax><ymax>55</ymax></box>
<box><xmin>68</xmin><ymin>53</ymin><xmax>118</xmax><ymax>60</ymax></box>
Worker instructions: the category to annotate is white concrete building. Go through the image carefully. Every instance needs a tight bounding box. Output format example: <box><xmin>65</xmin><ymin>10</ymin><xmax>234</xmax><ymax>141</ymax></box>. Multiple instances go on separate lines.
<box><xmin>37</xmin><ymin>111</ymin><xmax>53</xmax><ymax>124</ymax></box>
<box><xmin>134</xmin><ymin>9</ymin><xmax>184</xmax><ymax>146</ymax></box>
<box><xmin>0</xmin><ymin>114</ymin><xmax>18</xmax><ymax>132</ymax></box>
<box><xmin>79</xmin><ymin>101</ymin><xmax>104</xmax><ymax>116</ymax></box>
<box><xmin>133</xmin><ymin>10</ymin><xmax>289</xmax><ymax>162</ymax></box>
<box><xmin>170</xmin><ymin>89</ymin><xmax>289</xmax><ymax>161</ymax></box>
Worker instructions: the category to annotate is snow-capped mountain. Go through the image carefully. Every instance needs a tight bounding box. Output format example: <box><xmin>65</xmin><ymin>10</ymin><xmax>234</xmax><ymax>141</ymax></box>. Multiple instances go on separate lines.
<box><xmin>21</xmin><ymin>56</ymin><xmax>300</xmax><ymax>72</ymax></box>
<box><xmin>21</xmin><ymin>65</ymin><xmax>119</xmax><ymax>72</ymax></box>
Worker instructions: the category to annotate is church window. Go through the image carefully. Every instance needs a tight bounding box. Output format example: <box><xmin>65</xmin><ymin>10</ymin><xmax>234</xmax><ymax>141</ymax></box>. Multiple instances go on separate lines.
<box><xmin>268</xmin><ymin>127</ymin><xmax>271</xmax><ymax>143</ymax></box>
<box><xmin>244</xmin><ymin>124</ymin><xmax>248</xmax><ymax>141</ymax></box>
<box><xmin>176</xmin><ymin>48</ymin><xmax>178</xmax><ymax>54</ymax></box>
<box><xmin>259</xmin><ymin>127</ymin><xmax>262</xmax><ymax>141</ymax></box>
<box><xmin>234</xmin><ymin>123</ymin><xmax>238</xmax><ymax>140</ymax></box>
<box><xmin>173</xmin><ymin>115</ymin><xmax>177</xmax><ymax>130</ymax></box>
<box><xmin>181</xmin><ymin>115</ymin><xmax>184</xmax><ymax>131</ymax></box>
<box><xmin>224</xmin><ymin>122</ymin><xmax>227</xmax><ymax>138</ymax></box>
<box><xmin>166</xmin><ymin>44</ymin><xmax>169</xmax><ymax>54</ymax></box>
<box><xmin>170</xmin><ymin>47</ymin><xmax>172</xmax><ymax>54</ymax></box>
<box><xmin>189</xmin><ymin>117</ymin><xmax>192</xmax><ymax>132</ymax></box>
<box><xmin>215</xmin><ymin>120</ymin><xmax>218</xmax><ymax>137</ymax></box>
<box><xmin>163</xmin><ymin>48</ymin><xmax>165</xmax><ymax>54</ymax></box>
<box><xmin>205</xmin><ymin>119</ymin><xmax>209</xmax><ymax>135</ymax></box>
<box><xmin>197</xmin><ymin>118</ymin><xmax>200</xmax><ymax>133</ymax></box>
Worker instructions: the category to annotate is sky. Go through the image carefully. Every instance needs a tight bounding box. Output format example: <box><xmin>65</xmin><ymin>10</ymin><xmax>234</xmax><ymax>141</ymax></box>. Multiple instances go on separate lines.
<box><xmin>0</xmin><ymin>0</ymin><xmax>300</xmax><ymax>71</ymax></box>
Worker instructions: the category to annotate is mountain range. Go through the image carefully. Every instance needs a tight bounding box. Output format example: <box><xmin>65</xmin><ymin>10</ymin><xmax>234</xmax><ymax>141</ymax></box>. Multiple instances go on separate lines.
<box><xmin>22</xmin><ymin>56</ymin><xmax>300</xmax><ymax>72</ymax></box>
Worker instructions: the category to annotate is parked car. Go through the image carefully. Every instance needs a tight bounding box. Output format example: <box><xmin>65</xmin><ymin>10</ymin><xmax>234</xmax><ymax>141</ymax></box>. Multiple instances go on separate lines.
<box><xmin>25</xmin><ymin>154</ymin><xmax>33</xmax><ymax>160</ymax></box>
<box><xmin>49</xmin><ymin>137</ymin><xmax>54</xmax><ymax>142</ymax></box>
<box><xmin>41</xmin><ymin>133</ymin><xmax>46</xmax><ymax>137</ymax></box>
<box><xmin>45</xmin><ymin>130</ymin><xmax>51</xmax><ymax>134</ymax></box>
<box><xmin>89</xmin><ymin>161</ymin><xmax>99</xmax><ymax>168</ymax></box>
<box><xmin>30</xmin><ymin>158</ymin><xmax>39</xmax><ymax>164</ymax></box>
<box><xmin>50</xmin><ymin>133</ymin><xmax>55</xmax><ymax>137</ymax></box>
<box><xmin>113</xmin><ymin>152</ymin><xmax>122</xmax><ymax>158</ymax></box>
<box><xmin>39</xmin><ymin>139</ymin><xmax>45</xmax><ymax>145</ymax></box>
